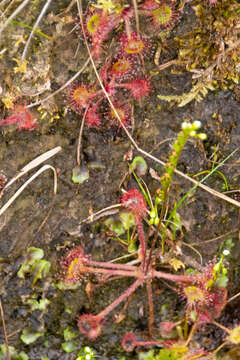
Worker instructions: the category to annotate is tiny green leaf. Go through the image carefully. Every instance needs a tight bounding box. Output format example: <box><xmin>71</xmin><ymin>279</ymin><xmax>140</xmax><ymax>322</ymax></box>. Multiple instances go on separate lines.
<box><xmin>21</xmin><ymin>328</ymin><xmax>44</xmax><ymax>345</ymax></box>
<box><xmin>72</xmin><ymin>166</ymin><xmax>89</xmax><ymax>184</ymax></box>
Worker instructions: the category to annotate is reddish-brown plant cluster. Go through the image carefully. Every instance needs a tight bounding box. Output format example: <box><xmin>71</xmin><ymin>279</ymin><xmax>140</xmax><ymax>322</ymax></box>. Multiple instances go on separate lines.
<box><xmin>0</xmin><ymin>2</ymin><xmax>180</xmax><ymax>133</ymax></box>
<box><xmin>65</xmin><ymin>1</ymin><xmax>181</xmax><ymax>129</ymax></box>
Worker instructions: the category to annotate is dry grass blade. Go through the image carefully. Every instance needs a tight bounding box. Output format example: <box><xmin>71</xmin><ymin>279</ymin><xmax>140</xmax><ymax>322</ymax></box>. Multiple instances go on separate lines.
<box><xmin>132</xmin><ymin>0</ymin><xmax>140</xmax><ymax>36</ymax></box>
<box><xmin>0</xmin><ymin>164</ymin><xmax>58</xmax><ymax>217</ymax></box>
<box><xmin>228</xmin><ymin>292</ymin><xmax>240</xmax><ymax>304</ymax></box>
<box><xmin>0</xmin><ymin>0</ymin><xmax>15</xmax><ymax>21</ymax></box>
<box><xmin>191</xmin><ymin>229</ymin><xmax>238</xmax><ymax>246</ymax></box>
<box><xmin>1</xmin><ymin>146</ymin><xmax>61</xmax><ymax>195</ymax></box>
<box><xmin>0</xmin><ymin>0</ymin><xmax>11</xmax><ymax>9</ymax></box>
<box><xmin>0</xmin><ymin>0</ymin><xmax>31</xmax><ymax>36</ymax></box>
<box><xmin>21</xmin><ymin>0</ymin><xmax>52</xmax><ymax>63</ymax></box>
<box><xmin>77</xmin><ymin>0</ymin><xmax>240</xmax><ymax>209</ymax></box>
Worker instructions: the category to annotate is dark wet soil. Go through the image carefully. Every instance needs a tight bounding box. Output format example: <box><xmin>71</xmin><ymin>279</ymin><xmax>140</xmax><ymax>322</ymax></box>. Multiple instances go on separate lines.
<box><xmin>1</xmin><ymin>1</ymin><xmax>240</xmax><ymax>359</ymax></box>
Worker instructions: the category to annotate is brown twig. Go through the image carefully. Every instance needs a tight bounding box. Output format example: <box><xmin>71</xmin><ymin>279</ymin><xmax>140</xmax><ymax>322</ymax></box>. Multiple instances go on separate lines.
<box><xmin>0</xmin><ymin>299</ymin><xmax>11</xmax><ymax>360</ymax></box>
<box><xmin>132</xmin><ymin>0</ymin><xmax>140</xmax><ymax>37</ymax></box>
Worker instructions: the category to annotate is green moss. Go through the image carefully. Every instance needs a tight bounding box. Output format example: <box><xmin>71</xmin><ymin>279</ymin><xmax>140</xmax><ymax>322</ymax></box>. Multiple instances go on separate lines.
<box><xmin>160</xmin><ymin>0</ymin><xmax>240</xmax><ymax>106</ymax></box>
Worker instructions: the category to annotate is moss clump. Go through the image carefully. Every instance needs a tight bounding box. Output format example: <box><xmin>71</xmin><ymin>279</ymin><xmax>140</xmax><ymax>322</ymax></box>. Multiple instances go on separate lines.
<box><xmin>176</xmin><ymin>0</ymin><xmax>240</xmax><ymax>88</ymax></box>
<box><xmin>160</xmin><ymin>0</ymin><xmax>240</xmax><ymax>107</ymax></box>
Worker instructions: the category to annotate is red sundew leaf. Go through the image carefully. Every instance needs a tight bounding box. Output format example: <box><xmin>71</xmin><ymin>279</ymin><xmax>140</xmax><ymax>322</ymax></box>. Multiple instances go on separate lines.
<box><xmin>78</xmin><ymin>314</ymin><xmax>102</xmax><ymax>339</ymax></box>
<box><xmin>66</xmin><ymin>83</ymin><xmax>94</xmax><ymax>114</ymax></box>
<box><xmin>123</xmin><ymin>79</ymin><xmax>151</xmax><ymax>100</ymax></box>
<box><xmin>61</xmin><ymin>246</ymin><xmax>90</xmax><ymax>283</ymax></box>
<box><xmin>86</xmin><ymin>106</ymin><xmax>101</xmax><ymax>127</ymax></box>
<box><xmin>119</xmin><ymin>32</ymin><xmax>151</xmax><ymax>57</ymax></box>
<box><xmin>139</xmin><ymin>0</ymin><xmax>159</xmax><ymax>11</ymax></box>
<box><xmin>88</xmin><ymin>12</ymin><xmax>121</xmax><ymax>58</ymax></box>
<box><xmin>0</xmin><ymin>104</ymin><xmax>37</xmax><ymax>131</ymax></box>
<box><xmin>121</xmin><ymin>189</ymin><xmax>148</xmax><ymax>220</ymax></box>
<box><xmin>109</xmin><ymin>103</ymin><xmax>131</xmax><ymax>127</ymax></box>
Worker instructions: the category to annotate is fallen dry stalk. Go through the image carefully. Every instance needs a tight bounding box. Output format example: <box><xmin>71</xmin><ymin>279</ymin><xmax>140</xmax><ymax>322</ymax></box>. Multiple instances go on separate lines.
<box><xmin>0</xmin><ymin>146</ymin><xmax>61</xmax><ymax>217</ymax></box>
<box><xmin>0</xmin><ymin>164</ymin><xmax>58</xmax><ymax>217</ymax></box>
<box><xmin>1</xmin><ymin>146</ymin><xmax>61</xmax><ymax>196</ymax></box>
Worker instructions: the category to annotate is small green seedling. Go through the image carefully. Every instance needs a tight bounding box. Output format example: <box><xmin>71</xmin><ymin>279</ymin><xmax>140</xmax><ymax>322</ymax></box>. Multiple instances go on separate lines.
<box><xmin>17</xmin><ymin>247</ymin><xmax>51</xmax><ymax>284</ymax></box>
<box><xmin>76</xmin><ymin>346</ymin><xmax>95</xmax><ymax>360</ymax></box>
<box><xmin>25</xmin><ymin>297</ymin><xmax>50</xmax><ymax>312</ymax></box>
<box><xmin>130</xmin><ymin>156</ymin><xmax>148</xmax><ymax>176</ymax></box>
<box><xmin>72</xmin><ymin>166</ymin><xmax>89</xmax><ymax>184</ymax></box>
<box><xmin>210</xmin><ymin>249</ymin><xmax>230</xmax><ymax>288</ymax></box>
<box><xmin>62</xmin><ymin>327</ymin><xmax>79</xmax><ymax>353</ymax></box>
<box><xmin>20</xmin><ymin>328</ymin><xmax>44</xmax><ymax>345</ymax></box>
<box><xmin>0</xmin><ymin>345</ymin><xmax>29</xmax><ymax>360</ymax></box>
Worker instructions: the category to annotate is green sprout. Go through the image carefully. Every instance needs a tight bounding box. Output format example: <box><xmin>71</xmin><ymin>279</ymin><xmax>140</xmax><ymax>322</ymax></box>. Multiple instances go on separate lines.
<box><xmin>20</xmin><ymin>328</ymin><xmax>44</xmax><ymax>345</ymax></box>
<box><xmin>76</xmin><ymin>346</ymin><xmax>95</xmax><ymax>360</ymax></box>
<box><xmin>210</xmin><ymin>248</ymin><xmax>230</xmax><ymax>289</ymax></box>
<box><xmin>158</xmin><ymin>121</ymin><xmax>206</xmax><ymax>251</ymax></box>
<box><xmin>62</xmin><ymin>327</ymin><xmax>79</xmax><ymax>353</ymax></box>
<box><xmin>0</xmin><ymin>345</ymin><xmax>29</xmax><ymax>360</ymax></box>
<box><xmin>149</xmin><ymin>196</ymin><xmax>161</xmax><ymax>226</ymax></box>
<box><xmin>131</xmin><ymin>156</ymin><xmax>148</xmax><ymax>177</ymax></box>
<box><xmin>17</xmin><ymin>247</ymin><xmax>51</xmax><ymax>285</ymax></box>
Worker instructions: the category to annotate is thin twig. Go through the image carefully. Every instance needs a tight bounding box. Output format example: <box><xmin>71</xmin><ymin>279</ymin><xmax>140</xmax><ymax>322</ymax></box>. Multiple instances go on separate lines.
<box><xmin>132</xmin><ymin>0</ymin><xmax>140</xmax><ymax>37</ymax></box>
<box><xmin>21</xmin><ymin>0</ymin><xmax>52</xmax><ymax>63</ymax></box>
<box><xmin>228</xmin><ymin>291</ymin><xmax>240</xmax><ymax>304</ymax></box>
<box><xmin>7</xmin><ymin>329</ymin><xmax>21</xmax><ymax>339</ymax></box>
<box><xmin>158</xmin><ymin>59</ymin><xmax>180</xmax><ymax>71</ymax></box>
<box><xmin>150</xmin><ymin>137</ymin><xmax>175</xmax><ymax>154</ymax></box>
<box><xmin>182</xmin><ymin>242</ymin><xmax>203</xmax><ymax>265</ymax></box>
<box><xmin>0</xmin><ymin>0</ymin><xmax>15</xmax><ymax>21</ymax></box>
<box><xmin>80</xmin><ymin>203</ymin><xmax>121</xmax><ymax>224</ymax></box>
<box><xmin>0</xmin><ymin>0</ymin><xmax>31</xmax><ymax>35</ymax></box>
<box><xmin>191</xmin><ymin>229</ymin><xmax>238</xmax><ymax>246</ymax></box>
<box><xmin>0</xmin><ymin>0</ymin><xmax>11</xmax><ymax>10</ymax></box>
<box><xmin>0</xmin><ymin>299</ymin><xmax>11</xmax><ymax>360</ymax></box>
<box><xmin>76</xmin><ymin>0</ymin><xmax>240</xmax><ymax>210</ymax></box>
<box><xmin>36</xmin><ymin>200</ymin><xmax>55</xmax><ymax>233</ymax></box>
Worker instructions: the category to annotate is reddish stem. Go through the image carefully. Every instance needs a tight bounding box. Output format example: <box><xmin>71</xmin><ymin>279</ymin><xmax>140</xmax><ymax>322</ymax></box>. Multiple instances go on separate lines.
<box><xmin>153</xmin><ymin>270</ymin><xmax>200</xmax><ymax>283</ymax></box>
<box><xmin>136</xmin><ymin>216</ymin><xmax>146</xmax><ymax>269</ymax></box>
<box><xmin>82</xmin><ymin>265</ymin><xmax>139</xmax><ymax>278</ymax></box>
<box><xmin>146</xmin><ymin>280</ymin><xmax>154</xmax><ymax>335</ymax></box>
<box><xmin>86</xmin><ymin>259</ymin><xmax>138</xmax><ymax>271</ymax></box>
<box><xmin>122</xmin><ymin>332</ymin><xmax>166</xmax><ymax>352</ymax></box>
<box><xmin>98</xmin><ymin>278</ymin><xmax>143</xmax><ymax>319</ymax></box>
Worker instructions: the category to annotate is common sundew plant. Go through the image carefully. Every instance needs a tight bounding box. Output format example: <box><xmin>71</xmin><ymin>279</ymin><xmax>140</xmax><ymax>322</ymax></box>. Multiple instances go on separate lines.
<box><xmin>58</xmin><ymin>122</ymin><xmax>240</xmax><ymax>357</ymax></box>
